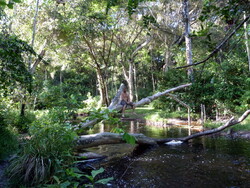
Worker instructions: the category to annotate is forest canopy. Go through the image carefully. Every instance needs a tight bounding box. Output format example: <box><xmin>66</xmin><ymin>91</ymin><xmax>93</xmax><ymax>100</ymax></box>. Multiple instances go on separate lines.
<box><xmin>0</xmin><ymin>0</ymin><xmax>249</xmax><ymax>187</ymax></box>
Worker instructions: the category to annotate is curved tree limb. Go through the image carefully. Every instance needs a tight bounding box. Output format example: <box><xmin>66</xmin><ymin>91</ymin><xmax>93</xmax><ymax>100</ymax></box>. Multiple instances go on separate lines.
<box><xmin>77</xmin><ymin>110</ymin><xmax>250</xmax><ymax>148</ymax></box>
<box><xmin>175</xmin><ymin>15</ymin><xmax>250</xmax><ymax>69</ymax></box>
<box><xmin>79</xmin><ymin>83</ymin><xmax>192</xmax><ymax>128</ymax></box>
<box><xmin>156</xmin><ymin>109</ymin><xmax>250</xmax><ymax>143</ymax></box>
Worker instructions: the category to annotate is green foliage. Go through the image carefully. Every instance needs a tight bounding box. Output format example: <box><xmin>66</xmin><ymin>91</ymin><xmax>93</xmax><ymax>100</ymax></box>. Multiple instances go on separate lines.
<box><xmin>83</xmin><ymin>167</ymin><xmax>113</xmax><ymax>187</ymax></box>
<box><xmin>111</xmin><ymin>127</ymin><xmax>136</xmax><ymax>144</ymax></box>
<box><xmin>122</xmin><ymin>132</ymin><xmax>136</xmax><ymax>145</ymax></box>
<box><xmin>1</xmin><ymin>107</ymin><xmax>36</xmax><ymax>132</ymax></box>
<box><xmin>43</xmin><ymin>166</ymin><xmax>113</xmax><ymax>187</ymax></box>
<box><xmin>233</xmin><ymin>116</ymin><xmax>250</xmax><ymax>131</ymax></box>
<box><xmin>199</xmin><ymin>0</ymin><xmax>249</xmax><ymax>24</ymax></box>
<box><xmin>37</xmin><ymin>66</ymin><xmax>95</xmax><ymax>110</ymax></box>
<box><xmin>38</xmin><ymin>83</ymin><xmax>83</xmax><ymax>110</ymax></box>
<box><xmin>0</xmin><ymin>98</ymin><xmax>36</xmax><ymax>132</ymax></box>
<box><xmin>106</xmin><ymin>0</ymin><xmax>146</xmax><ymax>16</ymax></box>
<box><xmin>86</xmin><ymin>108</ymin><xmax>120</xmax><ymax>125</ymax></box>
<box><xmin>0</xmin><ymin>34</ymin><xmax>35</xmax><ymax>94</ymax></box>
<box><xmin>83</xmin><ymin>92</ymin><xmax>101</xmax><ymax>110</ymax></box>
<box><xmin>152</xmin><ymin>68</ymin><xmax>188</xmax><ymax>110</ymax></box>
<box><xmin>8</xmin><ymin>109</ymin><xmax>77</xmax><ymax>186</ymax></box>
<box><xmin>155</xmin><ymin>55</ymin><xmax>249</xmax><ymax>117</ymax></box>
<box><xmin>0</xmin><ymin>0</ymin><xmax>21</xmax><ymax>9</ymax></box>
<box><xmin>204</xmin><ymin>120</ymin><xmax>223</xmax><ymax>129</ymax></box>
<box><xmin>0</xmin><ymin>125</ymin><xmax>18</xmax><ymax>160</ymax></box>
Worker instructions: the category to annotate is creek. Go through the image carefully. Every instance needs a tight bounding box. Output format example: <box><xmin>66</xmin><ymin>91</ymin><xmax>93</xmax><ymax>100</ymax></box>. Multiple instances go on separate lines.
<box><xmin>83</xmin><ymin>120</ymin><xmax>250</xmax><ymax>188</ymax></box>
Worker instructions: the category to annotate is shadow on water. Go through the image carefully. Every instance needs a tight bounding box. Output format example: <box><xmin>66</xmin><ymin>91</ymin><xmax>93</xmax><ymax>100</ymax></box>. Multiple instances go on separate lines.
<box><xmin>85</xmin><ymin>121</ymin><xmax>250</xmax><ymax>188</ymax></box>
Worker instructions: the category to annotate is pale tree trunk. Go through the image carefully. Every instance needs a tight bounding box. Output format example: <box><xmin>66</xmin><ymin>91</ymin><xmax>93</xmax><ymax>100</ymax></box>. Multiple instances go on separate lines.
<box><xmin>183</xmin><ymin>0</ymin><xmax>194</xmax><ymax>81</ymax></box>
<box><xmin>133</xmin><ymin>63</ymin><xmax>139</xmax><ymax>102</ymax></box>
<box><xmin>30</xmin><ymin>39</ymin><xmax>47</xmax><ymax>74</ymax></box>
<box><xmin>244</xmin><ymin>12</ymin><xmax>250</xmax><ymax>72</ymax></box>
<box><xmin>121</xmin><ymin>61</ymin><xmax>134</xmax><ymax>102</ymax></box>
<box><xmin>78</xmin><ymin>83</ymin><xmax>192</xmax><ymax>129</ymax></box>
<box><xmin>176</xmin><ymin>15</ymin><xmax>250</xmax><ymax>69</ymax></box>
<box><xmin>128</xmin><ymin>61</ymin><xmax>134</xmax><ymax>101</ymax></box>
<box><xmin>152</xmin><ymin>73</ymin><xmax>155</xmax><ymax>92</ymax></box>
<box><xmin>77</xmin><ymin>110</ymin><xmax>250</xmax><ymax>148</ymax></box>
<box><xmin>21</xmin><ymin>0</ymin><xmax>40</xmax><ymax>117</ymax></box>
<box><xmin>97</xmin><ymin>68</ymin><xmax>110</xmax><ymax>107</ymax></box>
<box><xmin>29</xmin><ymin>0</ymin><xmax>40</xmax><ymax>70</ymax></box>
<box><xmin>121</xmin><ymin>36</ymin><xmax>153</xmax><ymax>102</ymax></box>
<box><xmin>163</xmin><ymin>43</ymin><xmax>172</xmax><ymax>72</ymax></box>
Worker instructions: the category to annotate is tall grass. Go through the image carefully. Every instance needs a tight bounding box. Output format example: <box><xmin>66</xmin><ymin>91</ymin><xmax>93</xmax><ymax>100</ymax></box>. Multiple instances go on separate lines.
<box><xmin>8</xmin><ymin>108</ymin><xmax>77</xmax><ymax>186</ymax></box>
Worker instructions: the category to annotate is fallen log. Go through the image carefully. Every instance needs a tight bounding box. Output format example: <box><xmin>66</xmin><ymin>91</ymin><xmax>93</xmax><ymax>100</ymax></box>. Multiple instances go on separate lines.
<box><xmin>156</xmin><ymin>109</ymin><xmax>250</xmax><ymax>143</ymax></box>
<box><xmin>79</xmin><ymin>83</ymin><xmax>192</xmax><ymax>128</ymax></box>
<box><xmin>76</xmin><ymin>132</ymin><xmax>158</xmax><ymax>149</ymax></box>
<box><xmin>76</xmin><ymin>110</ymin><xmax>250</xmax><ymax>148</ymax></box>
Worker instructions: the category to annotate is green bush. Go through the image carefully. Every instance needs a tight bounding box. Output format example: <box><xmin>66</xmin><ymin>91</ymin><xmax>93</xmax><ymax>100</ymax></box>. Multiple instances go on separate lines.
<box><xmin>8</xmin><ymin>108</ymin><xmax>77</xmax><ymax>186</ymax></box>
<box><xmin>0</xmin><ymin>104</ymin><xmax>18</xmax><ymax>159</ymax></box>
<box><xmin>0</xmin><ymin>126</ymin><xmax>18</xmax><ymax>160</ymax></box>
<box><xmin>1</xmin><ymin>107</ymin><xmax>36</xmax><ymax>133</ymax></box>
<box><xmin>83</xmin><ymin>92</ymin><xmax>101</xmax><ymax>109</ymax></box>
<box><xmin>155</xmin><ymin>61</ymin><xmax>249</xmax><ymax>118</ymax></box>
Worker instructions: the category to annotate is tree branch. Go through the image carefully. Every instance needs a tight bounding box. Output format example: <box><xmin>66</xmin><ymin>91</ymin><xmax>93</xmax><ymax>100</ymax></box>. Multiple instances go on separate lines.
<box><xmin>131</xmin><ymin>36</ymin><xmax>153</xmax><ymax>58</ymax></box>
<box><xmin>77</xmin><ymin>110</ymin><xmax>250</xmax><ymax>148</ymax></box>
<box><xmin>175</xmin><ymin>15</ymin><xmax>250</xmax><ymax>69</ymax></box>
<box><xmin>78</xmin><ymin>83</ymin><xmax>192</xmax><ymax>128</ymax></box>
<box><xmin>156</xmin><ymin>109</ymin><xmax>250</xmax><ymax>143</ymax></box>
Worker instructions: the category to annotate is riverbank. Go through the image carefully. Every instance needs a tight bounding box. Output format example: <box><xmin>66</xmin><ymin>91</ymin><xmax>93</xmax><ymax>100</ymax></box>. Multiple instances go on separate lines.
<box><xmin>123</xmin><ymin>106</ymin><xmax>250</xmax><ymax>139</ymax></box>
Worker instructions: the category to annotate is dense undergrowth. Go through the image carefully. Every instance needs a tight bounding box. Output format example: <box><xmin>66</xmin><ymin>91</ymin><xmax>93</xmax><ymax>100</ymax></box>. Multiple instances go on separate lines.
<box><xmin>0</xmin><ymin>105</ymin><xmax>113</xmax><ymax>187</ymax></box>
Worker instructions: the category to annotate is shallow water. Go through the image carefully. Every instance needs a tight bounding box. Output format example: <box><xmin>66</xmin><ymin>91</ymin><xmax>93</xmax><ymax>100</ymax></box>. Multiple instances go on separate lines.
<box><xmin>87</xmin><ymin>121</ymin><xmax>250</xmax><ymax>188</ymax></box>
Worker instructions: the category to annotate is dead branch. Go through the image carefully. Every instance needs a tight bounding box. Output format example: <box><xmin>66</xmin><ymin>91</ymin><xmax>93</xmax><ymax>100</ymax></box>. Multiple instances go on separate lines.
<box><xmin>76</xmin><ymin>110</ymin><xmax>250</xmax><ymax>148</ymax></box>
<box><xmin>175</xmin><ymin>15</ymin><xmax>250</xmax><ymax>69</ymax></box>
<box><xmin>156</xmin><ymin>109</ymin><xmax>250</xmax><ymax>143</ymax></box>
<box><xmin>79</xmin><ymin>83</ymin><xmax>192</xmax><ymax>128</ymax></box>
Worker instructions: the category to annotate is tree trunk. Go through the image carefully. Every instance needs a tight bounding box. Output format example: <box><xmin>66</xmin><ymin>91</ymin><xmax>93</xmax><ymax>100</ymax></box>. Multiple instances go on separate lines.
<box><xmin>163</xmin><ymin>46</ymin><xmax>172</xmax><ymax>72</ymax></box>
<box><xmin>20</xmin><ymin>103</ymin><xmax>26</xmax><ymax>117</ymax></box>
<box><xmin>28</xmin><ymin>0</ymin><xmax>40</xmax><ymax>70</ymax></box>
<box><xmin>78</xmin><ymin>83</ymin><xmax>192</xmax><ymax>129</ymax></box>
<box><xmin>77</xmin><ymin>110</ymin><xmax>250</xmax><ymax>148</ymax></box>
<box><xmin>176</xmin><ymin>15</ymin><xmax>250</xmax><ymax>69</ymax></box>
<box><xmin>97</xmin><ymin>68</ymin><xmax>109</xmax><ymax>107</ymax></box>
<box><xmin>128</xmin><ymin>61</ymin><xmax>134</xmax><ymax>101</ymax></box>
<box><xmin>183</xmin><ymin>0</ymin><xmax>194</xmax><ymax>81</ymax></box>
<box><xmin>244</xmin><ymin>12</ymin><xmax>250</xmax><ymax>72</ymax></box>
<box><xmin>133</xmin><ymin>63</ymin><xmax>138</xmax><ymax>102</ymax></box>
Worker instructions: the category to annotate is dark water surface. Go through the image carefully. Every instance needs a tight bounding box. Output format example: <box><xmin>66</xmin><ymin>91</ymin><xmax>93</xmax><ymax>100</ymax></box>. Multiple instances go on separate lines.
<box><xmin>87</xmin><ymin>121</ymin><xmax>250</xmax><ymax>188</ymax></box>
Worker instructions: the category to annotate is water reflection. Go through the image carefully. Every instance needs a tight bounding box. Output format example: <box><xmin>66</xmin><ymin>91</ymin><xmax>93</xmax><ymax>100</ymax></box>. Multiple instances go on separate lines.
<box><xmin>86</xmin><ymin>121</ymin><xmax>250</xmax><ymax>187</ymax></box>
<box><xmin>86</xmin><ymin>120</ymin><xmax>198</xmax><ymax>139</ymax></box>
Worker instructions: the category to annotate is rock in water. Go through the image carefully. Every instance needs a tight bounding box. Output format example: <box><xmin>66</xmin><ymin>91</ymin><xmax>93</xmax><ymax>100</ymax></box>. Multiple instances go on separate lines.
<box><xmin>165</xmin><ymin>140</ymin><xmax>183</xmax><ymax>145</ymax></box>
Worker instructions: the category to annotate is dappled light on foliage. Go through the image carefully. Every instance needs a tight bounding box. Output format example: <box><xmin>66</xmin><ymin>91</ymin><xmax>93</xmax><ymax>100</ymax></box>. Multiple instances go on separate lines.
<box><xmin>0</xmin><ymin>0</ymin><xmax>249</xmax><ymax>187</ymax></box>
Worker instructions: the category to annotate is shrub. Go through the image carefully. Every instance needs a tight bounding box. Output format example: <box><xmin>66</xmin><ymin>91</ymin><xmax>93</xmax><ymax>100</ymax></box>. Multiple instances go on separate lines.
<box><xmin>8</xmin><ymin>109</ymin><xmax>77</xmax><ymax>186</ymax></box>
<box><xmin>0</xmin><ymin>104</ymin><xmax>18</xmax><ymax>160</ymax></box>
<box><xmin>0</xmin><ymin>126</ymin><xmax>18</xmax><ymax>160</ymax></box>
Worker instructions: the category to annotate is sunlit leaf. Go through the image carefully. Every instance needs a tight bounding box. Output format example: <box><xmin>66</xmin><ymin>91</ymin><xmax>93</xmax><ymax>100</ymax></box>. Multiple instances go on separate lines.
<box><xmin>53</xmin><ymin>176</ymin><xmax>60</xmax><ymax>184</ymax></box>
<box><xmin>95</xmin><ymin>177</ymin><xmax>114</xmax><ymax>184</ymax></box>
<box><xmin>91</xmin><ymin>167</ymin><xmax>104</xmax><ymax>179</ymax></box>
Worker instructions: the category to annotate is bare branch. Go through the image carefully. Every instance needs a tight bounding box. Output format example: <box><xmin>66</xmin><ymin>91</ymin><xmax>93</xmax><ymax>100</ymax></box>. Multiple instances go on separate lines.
<box><xmin>77</xmin><ymin>110</ymin><xmax>250</xmax><ymax>148</ymax></box>
<box><xmin>176</xmin><ymin>15</ymin><xmax>250</xmax><ymax>69</ymax></box>
<box><xmin>79</xmin><ymin>83</ymin><xmax>192</xmax><ymax>128</ymax></box>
